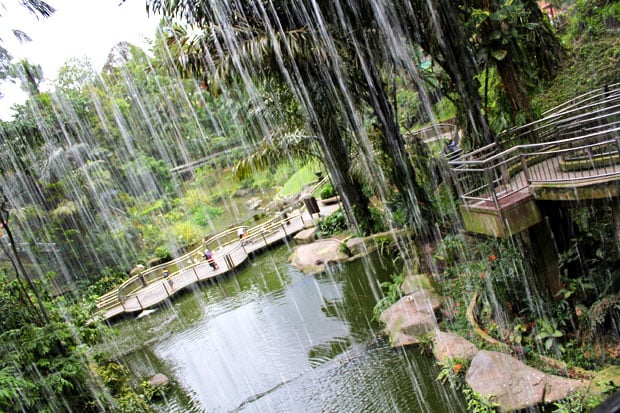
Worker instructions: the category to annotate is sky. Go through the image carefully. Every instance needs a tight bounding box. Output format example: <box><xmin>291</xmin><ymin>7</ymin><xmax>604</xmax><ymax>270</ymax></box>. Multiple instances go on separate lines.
<box><xmin>0</xmin><ymin>0</ymin><xmax>161</xmax><ymax>119</ymax></box>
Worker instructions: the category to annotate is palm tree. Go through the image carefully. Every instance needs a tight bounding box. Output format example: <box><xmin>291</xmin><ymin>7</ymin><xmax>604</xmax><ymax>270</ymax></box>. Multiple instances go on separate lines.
<box><xmin>149</xmin><ymin>0</ymin><xmax>458</xmax><ymax>236</ymax></box>
<box><xmin>157</xmin><ymin>10</ymin><xmax>378</xmax><ymax>233</ymax></box>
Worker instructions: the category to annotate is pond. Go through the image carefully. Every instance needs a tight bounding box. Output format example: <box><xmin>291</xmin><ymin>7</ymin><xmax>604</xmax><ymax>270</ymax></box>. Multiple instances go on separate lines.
<box><xmin>109</xmin><ymin>243</ymin><xmax>466</xmax><ymax>412</ymax></box>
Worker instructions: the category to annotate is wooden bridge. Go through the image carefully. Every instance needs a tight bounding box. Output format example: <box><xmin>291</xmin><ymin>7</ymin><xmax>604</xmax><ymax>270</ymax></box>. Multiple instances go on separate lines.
<box><xmin>448</xmin><ymin>84</ymin><xmax>620</xmax><ymax>237</ymax></box>
<box><xmin>95</xmin><ymin>181</ymin><xmax>340</xmax><ymax>321</ymax></box>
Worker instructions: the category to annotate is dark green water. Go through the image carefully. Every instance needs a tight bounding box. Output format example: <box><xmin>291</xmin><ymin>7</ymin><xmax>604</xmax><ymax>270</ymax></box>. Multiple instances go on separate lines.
<box><xmin>111</xmin><ymin>244</ymin><xmax>466</xmax><ymax>412</ymax></box>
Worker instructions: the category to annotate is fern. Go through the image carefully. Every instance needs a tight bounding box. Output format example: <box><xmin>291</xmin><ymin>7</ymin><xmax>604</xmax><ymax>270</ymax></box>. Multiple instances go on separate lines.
<box><xmin>583</xmin><ymin>292</ymin><xmax>620</xmax><ymax>343</ymax></box>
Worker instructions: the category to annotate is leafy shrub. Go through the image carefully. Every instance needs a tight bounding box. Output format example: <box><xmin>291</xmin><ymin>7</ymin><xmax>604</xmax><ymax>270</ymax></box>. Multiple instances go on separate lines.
<box><xmin>373</xmin><ymin>272</ymin><xmax>405</xmax><ymax>321</ymax></box>
<box><xmin>319</xmin><ymin>183</ymin><xmax>336</xmax><ymax>199</ymax></box>
<box><xmin>317</xmin><ymin>209</ymin><xmax>348</xmax><ymax>237</ymax></box>
<box><xmin>154</xmin><ymin>246</ymin><xmax>171</xmax><ymax>261</ymax></box>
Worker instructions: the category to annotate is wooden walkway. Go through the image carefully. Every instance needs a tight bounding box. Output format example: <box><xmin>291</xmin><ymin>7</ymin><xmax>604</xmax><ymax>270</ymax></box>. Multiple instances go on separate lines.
<box><xmin>95</xmin><ymin>198</ymin><xmax>341</xmax><ymax>321</ymax></box>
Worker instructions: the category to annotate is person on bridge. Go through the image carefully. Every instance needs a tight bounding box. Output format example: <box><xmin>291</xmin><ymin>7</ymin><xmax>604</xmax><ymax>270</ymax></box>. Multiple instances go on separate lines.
<box><xmin>204</xmin><ymin>249</ymin><xmax>219</xmax><ymax>270</ymax></box>
<box><xmin>238</xmin><ymin>227</ymin><xmax>248</xmax><ymax>245</ymax></box>
<box><xmin>163</xmin><ymin>267</ymin><xmax>174</xmax><ymax>289</ymax></box>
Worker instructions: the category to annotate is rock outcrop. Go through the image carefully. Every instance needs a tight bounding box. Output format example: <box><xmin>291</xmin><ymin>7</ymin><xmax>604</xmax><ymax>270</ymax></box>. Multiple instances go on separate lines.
<box><xmin>432</xmin><ymin>331</ymin><xmax>479</xmax><ymax>364</ymax></box>
<box><xmin>147</xmin><ymin>373</ymin><xmax>169</xmax><ymax>387</ymax></box>
<box><xmin>380</xmin><ymin>289</ymin><xmax>442</xmax><ymax>346</ymax></box>
<box><xmin>288</xmin><ymin>238</ymin><xmax>349</xmax><ymax>274</ymax></box>
<box><xmin>466</xmin><ymin>350</ymin><xmax>589</xmax><ymax>411</ymax></box>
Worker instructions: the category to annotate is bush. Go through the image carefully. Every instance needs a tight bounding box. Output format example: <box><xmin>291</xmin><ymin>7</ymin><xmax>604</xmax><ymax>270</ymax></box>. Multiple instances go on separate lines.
<box><xmin>154</xmin><ymin>246</ymin><xmax>171</xmax><ymax>261</ymax></box>
<box><xmin>317</xmin><ymin>209</ymin><xmax>348</xmax><ymax>237</ymax></box>
<box><xmin>319</xmin><ymin>183</ymin><xmax>336</xmax><ymax>199</ymax></box>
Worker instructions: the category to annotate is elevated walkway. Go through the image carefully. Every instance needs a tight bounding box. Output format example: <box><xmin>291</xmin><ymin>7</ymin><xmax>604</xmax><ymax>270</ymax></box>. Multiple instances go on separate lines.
<box><xmin>448</xmin><ymin>84</ymin><xmax>620</xmax><ymax>237</ymax></box>
<box><xmin>95</xmin><ymin>179</ymin><xmax>340</xmax><ymax>321</ymax></box>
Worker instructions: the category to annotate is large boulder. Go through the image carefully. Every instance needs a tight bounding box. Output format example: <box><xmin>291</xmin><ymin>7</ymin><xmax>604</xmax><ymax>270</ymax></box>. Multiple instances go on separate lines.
<box><xmin>246</xmin><ymin>197</ymin><xmax>262</xmax><ymax>210</ymax></box>
<box><xmin>294</xmin><ymin>228</ymin><xmax>317</xmax><ymax>244</ymax></box>
<box><xmin>380</xmin><ymin>289</ymin><xmax>442</xmax><ymax>347</ymax></box>
<box><xmin>289</xmin><ymin>239</ymin><xmax>349</xmax><ymax>274</ymax></box>
<box><xmin>432</xmin><ymin>331</ymin><xmax>479</xmax><ymax>364</ymax></box>
<box><xmin>466</xmin><ymin>350</ymin><xmax>589</xmax><ymax>411</ymax></box>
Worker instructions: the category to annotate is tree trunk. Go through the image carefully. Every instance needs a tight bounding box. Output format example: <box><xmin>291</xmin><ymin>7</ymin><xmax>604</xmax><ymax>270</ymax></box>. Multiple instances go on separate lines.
<box><xmin>313</xmin><ymin>110</ymin><xmax>374</xmax><ymax>235</ymax></box>
<box><xmin>404</xmin><ymin>0</ymin><xmax>494</xmax><ymax>146</ymax></box>
<box><xmin>364</xmin><ymin>63</ymin><xmax>437</xmax><ymax>241</ymax></box>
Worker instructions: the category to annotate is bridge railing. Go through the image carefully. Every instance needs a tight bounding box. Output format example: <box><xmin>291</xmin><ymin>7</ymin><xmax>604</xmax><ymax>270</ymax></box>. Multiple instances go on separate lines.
<box><xmin>405</xmin><ymin>123</ymin><xmax>458</xmax><ymax>143</ymax></box>
<box><xmin>497</xmin><ymin>84</ymin><xmax>620</xmax><ymax>147</ymax></box>
<box><xmin>449</xmin><ymin>126</ymin><xmax>620</xmax><ymax>208</ymax></box>
<box><xmin>101</xmin><ymin>211</ymin><xmax>309</xmax><ymax>314</ymax></box>
<box><xmin>96</xmin><ymin>176</ymin><xmax>332</xmax><ymax>316</ymax></box>
<box><xmin>520</xmin><ymin>127</ymin><xmax>620</xmax><ymax>185</ymax></box>
<box><xmin>450</xmin><ymin>84</ymin><xmax>620</xmax><ymax>208</ymax></box>
<box><xmin>449</xmin><ymin>145</ymin><xmax>529</xmax><ymax>208</ymax></box>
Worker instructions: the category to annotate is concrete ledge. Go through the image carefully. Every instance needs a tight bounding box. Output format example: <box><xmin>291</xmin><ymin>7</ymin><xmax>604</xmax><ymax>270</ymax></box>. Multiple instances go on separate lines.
<box><xmin>461</xmin><ymin>195</ymin><xmax>542</xmax><ymax>237</ymax></box>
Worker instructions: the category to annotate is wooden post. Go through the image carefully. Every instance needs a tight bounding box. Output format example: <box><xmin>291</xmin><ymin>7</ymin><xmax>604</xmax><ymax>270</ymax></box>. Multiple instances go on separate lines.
<box><xmin>224</xmin><ymin>254</ymin><xmax>234</xmax><ymax>270</ymax></box>
<box><xmin>136</xmin><ymin>295</ymin><xmax>144</xmax><ymax>310</ymax></box>
<box><xmin>520</xmin><ymin>154</ymin><xmax>531</xmax><ymax>185</ymax></box>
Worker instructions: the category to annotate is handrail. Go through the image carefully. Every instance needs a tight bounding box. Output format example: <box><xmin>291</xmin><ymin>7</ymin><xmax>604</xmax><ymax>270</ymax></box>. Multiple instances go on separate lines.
<box><xmin>541</xmin><ymin>83</ymin><xmax>620</xmax><ymax>116</ymax></box>
<box><xmin>96</xmin><ymin>175</ymin><xmax>333</xmax><ymax>315</ymax></box>
<box><xmin>449</xmin><ymin>126</ymin><xmax>620</xmax><ymax>207</ymax></box>
<box><xmin>405</xmin><ymin>122</ymin><xmax>458</xmax><ymax>143</ymax></box>
<box><xmin>97</xmin><ymin>214</ymin><xmax>301</xmax><ymax>315</ymax></box>
<box><xmin>496</xmin><ymin>85</ymin><xmax>620</xmax><ymax>146</ymax></box>
<box><xmin>452</xmin><ymin>126</ymin><xmax>620</xmax><ymax>168</ymax></box>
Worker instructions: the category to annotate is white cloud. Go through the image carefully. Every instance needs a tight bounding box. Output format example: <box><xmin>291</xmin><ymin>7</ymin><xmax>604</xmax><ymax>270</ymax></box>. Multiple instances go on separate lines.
<box><xmin>0</xmin><ymin>0</ymin><xmax>160</xmax><ymax>119</ymax></box>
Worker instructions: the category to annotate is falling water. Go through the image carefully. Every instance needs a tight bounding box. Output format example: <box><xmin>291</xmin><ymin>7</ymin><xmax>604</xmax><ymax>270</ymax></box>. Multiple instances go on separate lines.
<box><xmin>1</xmin><ymin>0</ymin><xmax>618</xmax><ymax>411</ymax></box>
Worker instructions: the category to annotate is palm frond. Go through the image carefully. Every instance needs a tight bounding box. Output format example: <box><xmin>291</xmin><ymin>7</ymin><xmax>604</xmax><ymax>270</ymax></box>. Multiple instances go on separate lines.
<box><xmin>233</xmin><ymin>128</ymin><xmax>318</xmax><ymax>180</ymax></box>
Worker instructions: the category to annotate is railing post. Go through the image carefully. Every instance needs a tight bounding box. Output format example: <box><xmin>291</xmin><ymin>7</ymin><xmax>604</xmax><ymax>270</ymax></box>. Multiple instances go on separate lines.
<box><xmin>136</xmin><ymin>295</ymin><xmax>144</xmax><ymax>310</ymax></box>
<box><xmin>484</xmin><ymin>168</ymin><xmax>501</xmax><ymax>211</ymax></box>
<box><xmin>224</xmin><ymin>254</ymin><xmax>234</xmax><ymax>270</ymax></box>
<box><xmin>520</xmin><ymin>154</ymin><xmax>531</xmax><ymax>185</ymax></box>
<box><xmin>163</xmin><ymin>283</ymin><xmax>170</xmax><ymax>297</ymax></box>
<box><xmin>193</xmin><ymin>267</ymin><xmax>200</xmax><ymax>281</ymax></box>
<box><xmin>448</xmin><ymin>167</ymin><xmax>464</xmax><ymax>200</ymax></box>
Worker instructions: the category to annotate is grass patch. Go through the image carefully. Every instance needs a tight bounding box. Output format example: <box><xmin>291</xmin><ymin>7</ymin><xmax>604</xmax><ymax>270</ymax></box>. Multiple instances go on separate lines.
<box><xmin>276</xmin><ymin>160</ymin><xmax>324</xmax><ymax>198</ymax></box>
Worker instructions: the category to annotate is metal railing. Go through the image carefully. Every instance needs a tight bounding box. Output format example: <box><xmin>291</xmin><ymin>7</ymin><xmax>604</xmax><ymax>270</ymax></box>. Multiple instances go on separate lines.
<box><xmin>450</xmin><ymin>127</ymin><xmax>620</xmax><ymax>208</ymax></box>
<box><xmin>497</xmin><ymin>83</ymin><xmax>620</xmax><ymax>147</ymax></box>
<box><xmin>449</xmin><ymin>84</ymin><xmax>620</xmax><ymax>209</ymax></box>
<box><xmin>96</xmin><ymin>176</ymin><xmax>332</xmax><ymax>315</ymax></box>
<box><xmin>406</xmin><ymin>122</ymin><xmax>459</xmax><ymax>143</ymax></box>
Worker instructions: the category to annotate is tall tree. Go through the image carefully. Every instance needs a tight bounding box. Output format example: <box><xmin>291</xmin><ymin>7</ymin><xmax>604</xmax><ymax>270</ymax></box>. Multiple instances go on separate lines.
<box><xmin>152</xmin><ymin>2</ymin><xmax>378</xmax><ymax>233</ymax></box>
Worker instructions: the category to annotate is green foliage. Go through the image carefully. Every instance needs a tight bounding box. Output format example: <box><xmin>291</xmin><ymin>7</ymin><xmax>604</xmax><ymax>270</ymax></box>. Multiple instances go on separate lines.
<box><xmin>436</xmin><ymin>357</ymin><xmax>468</xmax><ymax>389</ymax></box>
<box><xmin>317</xmin><ymin>209</ymin><xmax>348</xmax><ymax>237</ymax></box>
<box><xmin>534</xmin><ymin>318</ymin><xmax>565</xmax><ymax>353</ymax></box>
<box><xmin>319</xmin><ymin>182</ymin><xmax>336</xmax><ymax>199</ymax></box>
<box><xmin>463</xmin><ymin>387</ymin><xmax>499</xmax><ymax>413</ymax></box>
<box><xmin>373</xmin><ymin>272</ymin><xmax>405</xmax><ymax>321</ymax></box>
<box><xmin>96</xmin><ymin>362</ymin><xmax>153</xmax><ymax>412</ymax></box>
<box><xmin>154</xmin><ymin>246</ymin><xmax>171</xmax><ymax>261</ymax></box>
<box><xmin>277</xmin><ymin>160</ymin><xmax>323</xmax><ymax>198</ymax></box>
<box><xmin>568</xmin><ymin>0</ymin><xmax>619</xmax><ymax>40</ymax></box>
<box><xmin>189</xmin><ymin>204</ymin><xmax>223</xmax><ymax>227</ymax></box>
<box><xmin>553</xmin><ymin>391</ymin><xmax>604</xmax><ymax>413</ymax></box>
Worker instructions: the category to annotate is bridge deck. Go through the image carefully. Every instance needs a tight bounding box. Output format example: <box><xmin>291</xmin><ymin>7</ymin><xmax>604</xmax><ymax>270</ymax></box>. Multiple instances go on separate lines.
<box><xmin>96</xmin><ymin>200</ymin><xmax>340</xmax><ymax>321</ymax></box>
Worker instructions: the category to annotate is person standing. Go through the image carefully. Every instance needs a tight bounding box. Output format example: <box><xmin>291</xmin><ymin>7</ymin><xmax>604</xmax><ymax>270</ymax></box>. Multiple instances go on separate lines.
<box><xmin>238</xmin><ymin>227</ymin><xmax>248</xmax><ymax>245</ymax></box>
<box><xmin>204</xmin><ymin>249</ymin><xmax>219</xmax><ymax>270</ymax></box>
<box><xmin>163</xmin><ymin>267</ymin><xmax>173</xmax><ymax>289</ymax></box>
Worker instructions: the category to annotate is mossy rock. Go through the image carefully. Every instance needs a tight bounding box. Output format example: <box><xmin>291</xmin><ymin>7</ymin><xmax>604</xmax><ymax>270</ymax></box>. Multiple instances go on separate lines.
<box><xmin>588</xmin><ymin>365</ymin><xmax>620</xmax><ymax>396</ymax></box>
<box><xmin>401</xmin><ymin>274</ymin><xmax>434</xmax><ymax>294</ymax></box>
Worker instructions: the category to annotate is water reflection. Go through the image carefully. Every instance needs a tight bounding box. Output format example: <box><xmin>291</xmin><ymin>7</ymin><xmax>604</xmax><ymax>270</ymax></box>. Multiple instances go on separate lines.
<box><xmin>118</xmin><ymin>246</ymin><xmax>465</xmax><ymax>412</ymax></box>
